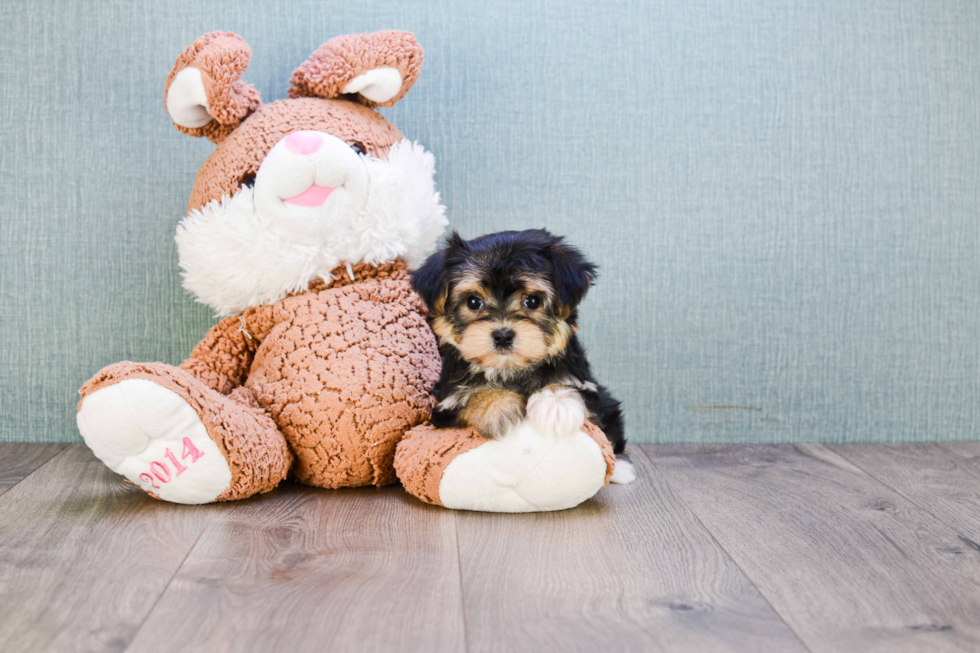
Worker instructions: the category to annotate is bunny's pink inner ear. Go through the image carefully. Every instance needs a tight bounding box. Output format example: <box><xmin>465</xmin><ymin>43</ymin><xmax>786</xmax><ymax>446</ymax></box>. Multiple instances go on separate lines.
<box><xmin>289</xmin><ymin>30</ymin><xmax>424</xmax><ymax>108</ymax></box>
<box><xmin>165</xmin><ymin>32</ymin><xmax>262</xmax><ymax>143</ymax></box>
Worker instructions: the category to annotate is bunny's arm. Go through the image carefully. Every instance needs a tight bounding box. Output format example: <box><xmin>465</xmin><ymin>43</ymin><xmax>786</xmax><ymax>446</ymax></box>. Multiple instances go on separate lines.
<box><xmin>179</xmin><ymin>305</ymin><xmax>276</xmax><ymax>394</ymax></box>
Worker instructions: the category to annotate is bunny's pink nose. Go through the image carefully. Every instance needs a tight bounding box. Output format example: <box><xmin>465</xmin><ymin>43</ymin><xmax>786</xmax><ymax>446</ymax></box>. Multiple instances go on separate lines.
<box><xmin>284</xmin><ymin>131</ymin><xmax>322</xmax><ymax>156</ymax></box>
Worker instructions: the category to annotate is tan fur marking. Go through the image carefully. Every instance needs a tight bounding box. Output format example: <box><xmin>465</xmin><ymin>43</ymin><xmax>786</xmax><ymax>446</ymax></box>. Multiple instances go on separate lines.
<box><xmin>545</xmin><ymin>321</ymin><xmax>573</xmax><ymax>358</ymax></box>
<box><xmin>459</xmin><ymin>389</ymin><xmax>527</xmax><ymax>439</ymax></box>
<box><xmin>456</xmin><ymin>321</ymin><xmax>499</xmax><ymax>365</ymax></box>
<box><xmin>456</xmin><ymin>320</ymin><xmax>549</xmax><ymax>370</ymax></box>
<box><xmin>430</xmin><ymin>315</ymin><xmax>458</xmax><ymax>346</ymax></box>
<box><xmin>433</xmin><ymin>288</ymin><xmax>447</xmax><ymax>315</ymax></box>
<box><xmin>451</xmin><ymin>275</ymin><xmax>488</xmax><ymax>308</ymax></box>
<box><xmin>510</xmin><ymin>321</ymin><xmax>548</xmax><ymax>363</ymax></box>
<box><xmin>518</xmin><ymin>274</ymin><xmax>555</xmax><ymax>300</ymax></box>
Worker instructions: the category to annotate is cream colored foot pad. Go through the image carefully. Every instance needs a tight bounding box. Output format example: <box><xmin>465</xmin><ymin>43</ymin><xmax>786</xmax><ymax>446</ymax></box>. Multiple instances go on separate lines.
<box><xmin>77</xmin><ymin>379</ymin><xmax>231</xmax><ymax>504</ymax></box>
<box><xmin>439</xmin><ymin>419</ymin><xmax>608</xmax><ymax>513</ymax></box>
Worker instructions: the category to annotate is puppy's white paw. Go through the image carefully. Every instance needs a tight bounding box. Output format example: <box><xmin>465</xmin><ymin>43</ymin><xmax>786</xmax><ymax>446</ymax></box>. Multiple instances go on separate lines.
<box><xmin>610</xmin><ymin>456</ymin><xmax>637</xmax><ymax>484</ymax></box>
<box><xmin>526</xmin><ymin>386</ymin><xmax>586</xmax><ymax>437</ymax></box>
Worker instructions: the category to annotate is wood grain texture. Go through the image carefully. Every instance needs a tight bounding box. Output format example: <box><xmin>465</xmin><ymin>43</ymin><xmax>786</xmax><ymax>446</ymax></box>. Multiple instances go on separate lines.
<box><xmin>829</xmin><ymin>443</ymin><xmax>980</xmax><ymax>542</ymax></box>
<box><xmin>0</xmin><ymin>443</ymin><xmax>65</xmax><ymax>497</ymax></box>
<box><xmin>646</xmin><ymin>443</ymin><xmax>980</xmax><ymax>653</ymax></box>
<box><xmin>125</xmin><ymin>484</ymin><xmax>465</xmax><ymax>653</ymax></box>
<box><xmin>940</xmin><ymin>442</ymin><xmax>980</xmax><ymax>466</ymax></box>
<box><xmin>454</xmin><ymin>448</ymin><xmax>807</xmax><ymax>653</ymax></box>
<box><xmin>0</xmin><ymin>445</ymin><xmax>219</xmax><ymax>653</ymax></box>
<box><xmin>6</xmin><ymin>442</ymin><xmax>980</xmax><ymax>651</ymax></box>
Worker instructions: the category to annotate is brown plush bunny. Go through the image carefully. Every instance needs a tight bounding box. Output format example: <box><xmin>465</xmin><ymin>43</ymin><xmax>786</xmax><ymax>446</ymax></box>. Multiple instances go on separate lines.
<box><xmin>76</xmin><ymin>31</ymin><xmax>447</xmax><ymax>503</ymax></box>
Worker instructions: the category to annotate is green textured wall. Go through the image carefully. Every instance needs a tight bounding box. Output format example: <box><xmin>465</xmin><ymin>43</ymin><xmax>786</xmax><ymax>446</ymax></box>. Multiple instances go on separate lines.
<box><xmin>1</xmin><ymin>0</ymin><xmax>978</xmax><ymax>443</ymax></box>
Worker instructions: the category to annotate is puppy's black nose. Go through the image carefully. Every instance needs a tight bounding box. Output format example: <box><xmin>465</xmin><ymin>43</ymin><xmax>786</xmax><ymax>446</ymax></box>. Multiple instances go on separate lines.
<box><xmin>492</xmin><ymin>328</ymin><xmax>515</xmax><ymax>349</ymax></box>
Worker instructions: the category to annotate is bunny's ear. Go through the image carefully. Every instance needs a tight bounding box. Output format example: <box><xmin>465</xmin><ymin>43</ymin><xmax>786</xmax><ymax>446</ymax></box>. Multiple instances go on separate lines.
<box><xmin>165</xmin><ymin>32</ymin><xmax>262</xmax><ymax>143</ymax></box>
<box><xmin>289</xmin><ymin>30</ymin><xmax>423</xmax><ymax>108</ymax></box>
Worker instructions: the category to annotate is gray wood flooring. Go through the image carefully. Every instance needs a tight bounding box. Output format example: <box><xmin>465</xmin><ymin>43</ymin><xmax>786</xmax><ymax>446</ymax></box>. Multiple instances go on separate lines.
<box><xmin>1</xmin><ymin>442</ymin><xmax>978</xmax><ymax>652</ymax></box>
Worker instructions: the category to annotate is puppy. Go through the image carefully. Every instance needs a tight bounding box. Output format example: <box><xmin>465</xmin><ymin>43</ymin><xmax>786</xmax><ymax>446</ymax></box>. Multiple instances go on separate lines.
<box><xmin>411</xmin><ymin>229</ymin><xmax>635</xmax><ymax>484</ymax></box>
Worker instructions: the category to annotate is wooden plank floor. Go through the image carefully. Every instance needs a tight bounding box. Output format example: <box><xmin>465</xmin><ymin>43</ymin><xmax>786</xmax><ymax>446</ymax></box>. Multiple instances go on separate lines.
<box><xmin>0</xmin><ymin>443</ymin><xmax>65</xmax><ymax>497</ymax></box>
<box><xmin>648</xmin><ymin>444</ymin><xmax>980</xmax><ymax>653</ymax></box>
<box><xmin>0</xmin><ymin>443</ymin><xmax>978</xmax><ymax>652</ymax></box>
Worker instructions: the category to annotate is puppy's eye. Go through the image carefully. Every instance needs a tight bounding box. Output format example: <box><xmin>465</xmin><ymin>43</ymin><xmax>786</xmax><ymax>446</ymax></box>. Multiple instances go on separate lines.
<box><xmin>350</xmin><ymin>143</ymin><xmax>365</xmax><ymax>155</ymax></box>
<box><xmin>522</xmin><ymin>294</ymin><xmax>541</xmax><ymax>310</ymax></box>
<box><xmin>466</xmin><ymin>295</ymin><xmax>484</xmax><ymax>311</ymax></box>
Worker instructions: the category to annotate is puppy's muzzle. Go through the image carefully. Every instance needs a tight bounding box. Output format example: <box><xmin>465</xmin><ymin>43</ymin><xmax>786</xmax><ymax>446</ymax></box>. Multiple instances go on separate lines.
<box><xmin>492</xmin><ymin>328</ymin><xmax>515</xmax><ymax>350</ymax></box>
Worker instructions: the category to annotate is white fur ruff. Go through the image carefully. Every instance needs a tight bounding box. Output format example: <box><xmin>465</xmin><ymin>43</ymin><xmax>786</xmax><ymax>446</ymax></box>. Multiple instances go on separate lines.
<box><xmin>175</xmin><ymin>140</ymin><xmax>447</xmax><ymax>316</ymax></box>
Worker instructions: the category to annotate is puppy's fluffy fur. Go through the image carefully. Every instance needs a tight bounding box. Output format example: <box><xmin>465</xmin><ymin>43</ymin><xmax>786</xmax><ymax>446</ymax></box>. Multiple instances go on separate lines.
<box><xmin>411</xmin><ymin>229</ymin><xmax>625</xmax><ymax>454</ymax></box>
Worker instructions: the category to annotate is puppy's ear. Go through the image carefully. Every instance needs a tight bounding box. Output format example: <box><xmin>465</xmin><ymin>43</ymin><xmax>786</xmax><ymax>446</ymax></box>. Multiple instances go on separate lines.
<box><xmin>411</xmin><ymin>251</ymin><xmax>449</xmax><ymax>314</ymax></box>
<box><xmin>412</xmin><ymin>232</ymin><xmax>469</xmax><ymax>313</ymax></box>
<box><xmin>444</xmin><ymin>231</ymin><xmax>469</xmax><ymax>256</ymax></box>
<box><xmin>543</xmin><ymin>234</ymin><xmax>597</xmax><ymax>311</ymax></box>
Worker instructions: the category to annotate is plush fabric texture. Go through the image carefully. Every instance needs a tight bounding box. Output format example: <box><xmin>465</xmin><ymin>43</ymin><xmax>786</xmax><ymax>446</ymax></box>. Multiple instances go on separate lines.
<box><xmin>234</xmin><ymin>262</ymin><xmax>440</xmax><ymax>488</ymax></box>
<box><xmin>183</xmin><ymin>262</ymin><xmax>440</xmax><ymax>487</ymax></box>
<box><xmin>290</xmin><ymin>30</ymin><xmax>423</xmax><ymax>108</ymax></box>
<box><xmin>584</xmin><ymin>421</ymin><xmax>617</xmax><ymax>485</ymax></box>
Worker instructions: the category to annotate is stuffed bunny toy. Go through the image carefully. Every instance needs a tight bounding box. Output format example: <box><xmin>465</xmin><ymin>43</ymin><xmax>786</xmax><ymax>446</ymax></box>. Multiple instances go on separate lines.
<box><xmin>77</xmin><ymin>31</ymin><xmax>446</xmax><ymax>503</ymax></box>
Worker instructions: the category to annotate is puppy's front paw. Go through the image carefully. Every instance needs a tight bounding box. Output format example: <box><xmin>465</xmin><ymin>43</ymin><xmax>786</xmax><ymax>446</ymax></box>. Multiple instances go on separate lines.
<box><xmin>527</xmin><ymin>386</ymin><xmax>586</xmax><ymax>437</ymax></box>
<box><xmin>610</xmin><ymin>455</ymin><xmax>637</xmax><ymax>484</ymax></box>
<box><xmin>460</xmin><ymin>389</ymin><xmax>527</xmax><ymax>440</ymax></box>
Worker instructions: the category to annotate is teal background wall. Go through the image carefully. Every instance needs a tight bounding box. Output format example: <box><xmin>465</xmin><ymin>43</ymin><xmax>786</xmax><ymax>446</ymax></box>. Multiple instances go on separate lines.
<box><xmin>1</xmin><ymin>0</ymin><xmax>978</xmax><ymax>443</ymax></box>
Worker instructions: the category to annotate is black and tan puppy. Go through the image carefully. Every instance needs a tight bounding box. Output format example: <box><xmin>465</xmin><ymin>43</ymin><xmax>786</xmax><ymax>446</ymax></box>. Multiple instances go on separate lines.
<box><xmin>411</xmin><ymin>229</ymin><xmax>634</xmax><ymax>483</ymax></box>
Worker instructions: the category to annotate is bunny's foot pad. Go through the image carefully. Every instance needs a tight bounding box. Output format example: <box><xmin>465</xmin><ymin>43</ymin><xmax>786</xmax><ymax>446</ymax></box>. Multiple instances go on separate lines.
<box><xmin>395</xmin><ymin>420</ymin><xmax>616</xmax><ymax>513</ymax></box>
<box><xmin>77</xmin><ymin>379</ymin><xmax>232</xmax><ymax>504</ymax></box>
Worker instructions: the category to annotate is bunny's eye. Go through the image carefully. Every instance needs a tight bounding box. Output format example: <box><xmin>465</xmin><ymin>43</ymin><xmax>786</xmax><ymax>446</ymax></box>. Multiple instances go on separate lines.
<box><xmin>240</xmin><ymin>173</ymin><xmax>256</xmax><ymax>189</ymax></box>
<box><xmin>350</xmin><ymin>143</ymin><xmax>365</xmax><ymax>155</ymax></box>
